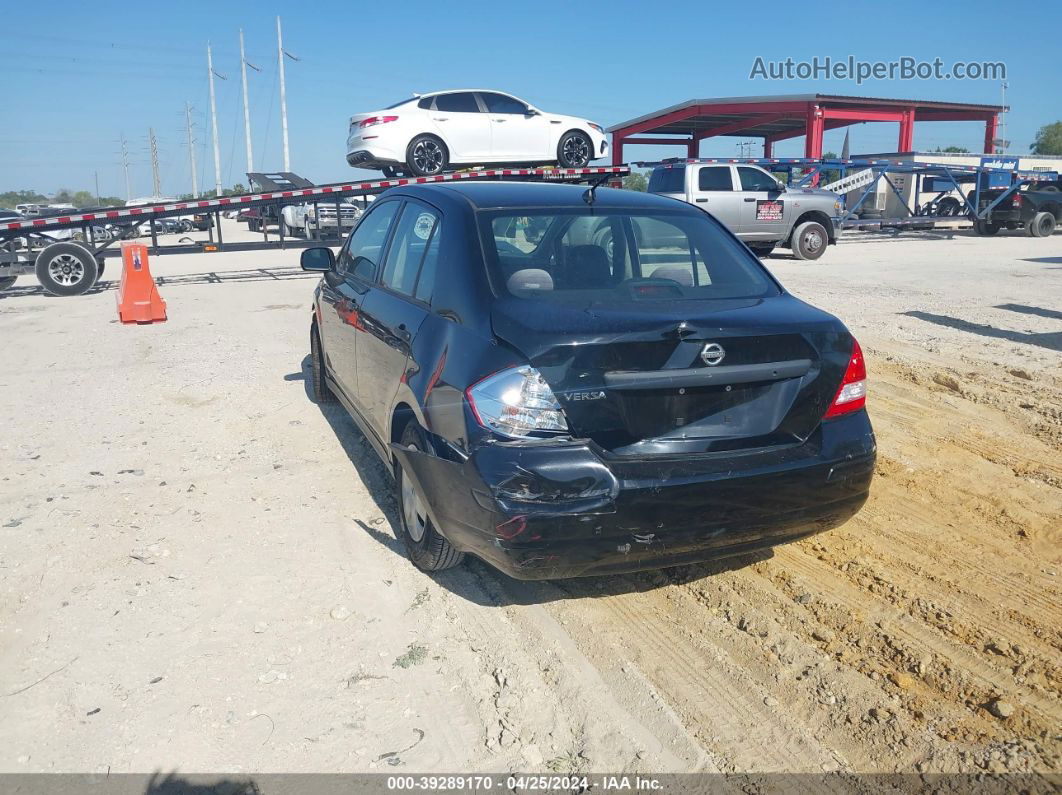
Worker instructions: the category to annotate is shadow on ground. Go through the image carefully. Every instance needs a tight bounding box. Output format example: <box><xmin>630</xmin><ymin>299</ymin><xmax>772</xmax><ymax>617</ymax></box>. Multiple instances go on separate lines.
<box><xmin>901</xmin><ymin>310</ymin><xmax>1062</xmax><ymax>352</ymax></box>
<box><xmin>293</xmin><ymin>355</ymin><xmax>771</xmax><ymax>609</ymax></box>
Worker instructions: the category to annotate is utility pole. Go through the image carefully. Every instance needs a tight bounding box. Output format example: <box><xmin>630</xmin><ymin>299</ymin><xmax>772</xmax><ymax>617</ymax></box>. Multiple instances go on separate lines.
<box><xmin>239</xmin><ymin>29</ymin><xmax>259</xmax><ymax>174</ymax></box>
<box><xmin>277</xmin><ymin>16</ymin><xmax>291</xmax><ymax>171</ymax></box>
<box><xmin>1000</xmin><ymin>80</ymin><xmax>1009</xmax><ymax>153</ymax></box>
<box><xmin>185</xmin><ymin>102</ymin><xmax>199</xmax><ymax>198</ymax></box>
<box><xmin>120</xmin><ymin>134</ymin><xmax>132</xmax><ymax>201</ymax></box>
<box><xmin>207</xmin><ymin>43</ymin><xmax>225</xmax><ymax>196</ymax></box>
<box><xmin>94</xmin><ymin>171</ymin><xmax>100</xmax><ymax>205</ymax></box>
<box><xmin>148</xmin><ymin>127</ymin><xmax>161</xmax><ymax>197</ymax></box>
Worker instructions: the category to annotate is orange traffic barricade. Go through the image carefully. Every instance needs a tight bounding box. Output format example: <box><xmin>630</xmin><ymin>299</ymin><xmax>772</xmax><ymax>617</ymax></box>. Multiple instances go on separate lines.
<box><xmin>116</xmin><ymin>242</ymin><xmax>167</xmax><ymax>325</ymax></box>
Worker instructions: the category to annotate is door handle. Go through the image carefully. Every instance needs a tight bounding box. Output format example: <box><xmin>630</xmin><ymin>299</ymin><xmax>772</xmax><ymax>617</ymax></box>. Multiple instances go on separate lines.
<box><xmin>744</xmin><ymin>197</ymin><xmax>757</xmax><ymax>202</ymax></box>
<box><xmin>494</xmin><ymin>118</ymin><xmax>507</xmax><ymax>122</ymax></box>
<box><xmin>695</xmin><ymin>198</ymin><xmax>709</xmax><ymax>203</ymax></box>
<box><xmin>432</xmin><ymin>117</ymin><xmax>448</xmax><ymax>122</ymax></box>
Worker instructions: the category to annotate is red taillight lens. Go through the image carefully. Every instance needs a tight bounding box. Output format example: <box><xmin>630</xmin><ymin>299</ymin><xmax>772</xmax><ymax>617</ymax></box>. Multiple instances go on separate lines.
<box><xmin>360</xmin><ymin>115</ymin><xmax>398</xmax><ymax>129</ymax></box>
<box><xmin>824</xmin><ymin>338</ymin><xmax>867</xmax><ymax>419</ymax></box>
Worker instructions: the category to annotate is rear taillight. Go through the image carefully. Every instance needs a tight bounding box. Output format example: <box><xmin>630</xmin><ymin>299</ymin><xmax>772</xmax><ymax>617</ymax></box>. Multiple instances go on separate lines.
<box><xmin>824</xmin><ymin>338</ymin><xmax>867</xmax><ymax>419</ymax></box>
<box><xmin>466</xmin><ymin>365</ymin><xmax>569</xmax><ymax>438</ymax></box>
<box><xmin>360</xmin><ymin>115</ymin><xmax>398</xmax><ymax>129</ymax></box>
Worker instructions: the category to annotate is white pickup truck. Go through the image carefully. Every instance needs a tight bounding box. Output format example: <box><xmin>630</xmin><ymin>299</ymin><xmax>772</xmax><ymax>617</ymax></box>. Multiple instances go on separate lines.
<box><xmin>279</xmin><ymin>201</ymin><xmax>362</xmax><ymax>240</ymax></box>
<box><xmin>647</xmin><ymin>162</ymin><xmax>843</xmax><ymax>260</ymax></box>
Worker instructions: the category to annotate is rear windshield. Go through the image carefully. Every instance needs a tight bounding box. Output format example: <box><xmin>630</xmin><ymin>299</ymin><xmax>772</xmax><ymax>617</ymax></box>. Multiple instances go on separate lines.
<box><xmin>479</xmin><ymin>209</ymin><xmax>779</xmax><ymax>303</ymax></box>
<box><xmin>647</xmin><ymin>167</ymin><xmax>685</xmax><ymax>194</ymax></box>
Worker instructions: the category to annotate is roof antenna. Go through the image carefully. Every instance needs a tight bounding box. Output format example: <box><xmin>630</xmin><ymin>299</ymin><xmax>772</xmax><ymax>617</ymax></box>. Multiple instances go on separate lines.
<box><xmin>582</xmin><ymin>173</ymin><xmax>610</xmax><ymax>205</ymax></box>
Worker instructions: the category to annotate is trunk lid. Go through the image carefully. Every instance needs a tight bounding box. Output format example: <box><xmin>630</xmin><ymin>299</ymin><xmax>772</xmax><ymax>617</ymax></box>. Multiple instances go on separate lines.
<box><xmin>491</xmin><ymin>295</ymin><xmax>853</xmax><ymax>456</ymax></box>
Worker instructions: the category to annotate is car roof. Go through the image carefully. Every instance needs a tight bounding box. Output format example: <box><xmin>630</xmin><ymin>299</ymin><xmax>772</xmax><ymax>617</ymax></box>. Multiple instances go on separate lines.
<box><xmin>417</xmin><ymin>89</ymin><xmax>519</xmax><ymax>97</ymax></box>
<box><xmin>397</xmin><ymin>182</ymin><xmax>693</xmax><ymax>211</ymax></box>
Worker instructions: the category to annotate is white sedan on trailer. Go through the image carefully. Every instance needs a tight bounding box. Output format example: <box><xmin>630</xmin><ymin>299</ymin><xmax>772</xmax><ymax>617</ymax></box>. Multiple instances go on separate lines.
<box><xmin>346</xmin><ymin>90</ymin><xmax>609</xmax><ymax>177</ymax></box>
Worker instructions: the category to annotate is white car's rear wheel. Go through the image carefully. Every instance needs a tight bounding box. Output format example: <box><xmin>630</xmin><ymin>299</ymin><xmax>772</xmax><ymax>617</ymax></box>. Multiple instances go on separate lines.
<box><xmin>406</xmin><ymin>135</ymin><xmax>449</xmax><ymax>177</ymax></box>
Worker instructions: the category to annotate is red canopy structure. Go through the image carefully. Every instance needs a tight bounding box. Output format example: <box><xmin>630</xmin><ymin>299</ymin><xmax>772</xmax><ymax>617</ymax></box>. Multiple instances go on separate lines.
<box><xmin>607</xmin><ymin>94</ymin><xmax>1004</xmax><ymax>163</ymax></box>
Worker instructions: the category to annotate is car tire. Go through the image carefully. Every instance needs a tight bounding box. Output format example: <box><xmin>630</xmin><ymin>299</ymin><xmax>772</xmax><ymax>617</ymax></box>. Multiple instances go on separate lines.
<box><xmin>557</xmin><ymin>131</ymin><xmax>592</xmax><ymax>168</ymax></box>
<box><xmin>0</xmin><ymin>275</ymin><xmax>16</xmax><ymax>292</ymax></box>
<box><xmin>790</xmin><ymin>221</ymin><xmax>828</xmax><ymax>261</ymax></box>
<box><xmin>406</xmin><ymin>135</ymin><xmax>449</xmax><ymax>177</ymax></box>
<box><xmin>279</xmin><ymin>219</ymin><xmax>290</xmax><ymax>237</ymax></box>
<box><xmin>1026</xmin><ymin>211</ymin><xmax>1056</xmax><ymax>238</ymax></box>
<box><xmin>34</xmin><ymin>242</ymin><xmax>99</xmax><ymax>296</ymax></box>
<box><xmin>310</xmin><ymin>324</ymin><xmax>336</xmax><ymax>403</ymax></box>
<box><xmin>973</xmin><ymin>220</ymin><xmax>1001</xmax><ymax>236</ymax></box>
<box><xmin>748</xmin><ymin>243</ymin><xmax>776</xmax><ymax>257</ymax></box>
<box><xmin>395</xmin><ymin>423</ymin><xmax>465</xmax><ymax>573</ymax></box>
<box><xmin>936</xmin><ymin>197</ymin><xmax>962</xmax><ymax>217</ymax></box>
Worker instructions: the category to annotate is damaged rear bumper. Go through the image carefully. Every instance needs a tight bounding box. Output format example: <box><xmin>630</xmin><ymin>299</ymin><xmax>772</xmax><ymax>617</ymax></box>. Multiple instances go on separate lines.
<box><xmin>393</xmin><ymin>411</ymin><xmax>875</xmax><ymax>580</ymax></box>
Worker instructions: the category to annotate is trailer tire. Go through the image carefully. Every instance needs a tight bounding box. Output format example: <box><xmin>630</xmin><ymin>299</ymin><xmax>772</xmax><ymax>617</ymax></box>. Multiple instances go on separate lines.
<box><xmin>1026</xmin><ymin>211</ymin><xmax>1056</xmax><ymax>238</ymax></box>
<box><xmin>34</xmin><ymin>242</ymin><xmax>99</xmax><ymax>296</ymax></box>
<box><xmin>973</xmin><ymin>220</ymin><xmax>1001</xmax><ymax>236</ymax></box>
<box><xmin>936</xmin><ymin>197</ymin><xmax>962</xmax><ymax>217</ymax></box>
<box><xmin>790</xmin><ymin>221</ymin><xmax>828</xmax><ymax>261</ymax></box>
<box><xmin>0</xmin><ymin>275</ymin><xmax>16</xmax><ymax>292</ymax></box>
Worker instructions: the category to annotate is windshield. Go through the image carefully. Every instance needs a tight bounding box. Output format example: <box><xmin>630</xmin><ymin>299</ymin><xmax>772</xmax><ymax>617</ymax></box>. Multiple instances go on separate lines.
<box><xmin>480</xmin><ymin>209</ymin><xmax>779</xmax><ymax>303</ymax></box>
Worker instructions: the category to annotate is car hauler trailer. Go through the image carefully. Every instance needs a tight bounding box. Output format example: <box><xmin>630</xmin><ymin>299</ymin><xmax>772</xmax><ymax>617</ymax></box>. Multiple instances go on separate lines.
<box><xmin>634</xmin><ymin>157</ymin><xmax>1058</xmax><ymax>232</ymax></box>
<box><xmin>0</xmin><ymin>165</ymin><xmax>629</xmax><ymax>296</ymax></box>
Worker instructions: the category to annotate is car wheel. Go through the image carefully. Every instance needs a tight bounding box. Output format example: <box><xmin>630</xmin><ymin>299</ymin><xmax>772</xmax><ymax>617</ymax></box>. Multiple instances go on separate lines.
<box><xmin>0</xmin><ymin>275</ymin><xmax>16</xmax><ymax>292</ymax></box>
<box><xmin>790</xmin><ymin>221</ymin><xmax>828</xmax><ymax>261</ymax></box>
<box><xmin>973</xmin><ymin>220</ymin><xmax>1001</xmax><ymax>236</ymax></box>
<box><xmin>279</xmin><ymin>219</ymin><xmax>290</xmax><ymax>237</ymax></box>
<box><xmin>557</xmin><ymin>131</ymin><xmax>592</xmax><ymax>168</ymax></box>
<box><xmin>310</xmin><ymin>323</ymin><xmax>335</xmax><ymax>403</ymax></box>
<box><xmin>1026</xmin><ymin>211</ymin><xmax>1056</xmax><ymax>238</ymax></box>
<box><xmin>395</xmin><ymin>423</ymin><xmax>465</xmax><ymax>573</ymax></box>
<box><xmin>748</xmin><ymin>243</ymin><xmax>776</xmax><ymax>257</ymax></box>
<box><xmin>936</xmin><ymin>197</ymin><xmax>962</xmax><ymax>217</ymax></box>
<box><xmin>34</xmin><ymin>242</ymin><xmax>99</xmax><ymax>296</ymax></box>
<box><xmin>406</xmin><ymin>135</ymin><xmax>448</xmax><ymax>177</ymax></box>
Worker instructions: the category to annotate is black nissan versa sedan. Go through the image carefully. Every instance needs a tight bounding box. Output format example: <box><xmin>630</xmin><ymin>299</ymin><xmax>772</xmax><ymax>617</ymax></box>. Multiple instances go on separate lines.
<box><xmin>300</xmin><ymin>182</ymin><xmax>875</xmax><ymax>580</ymax></box>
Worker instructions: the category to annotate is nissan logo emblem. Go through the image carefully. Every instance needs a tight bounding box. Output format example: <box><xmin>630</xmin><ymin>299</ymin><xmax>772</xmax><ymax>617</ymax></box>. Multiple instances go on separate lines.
<box><xmin>700</xmin><ymin>342</ymin><xmax>725</xmax><ymax>367</ymax></box>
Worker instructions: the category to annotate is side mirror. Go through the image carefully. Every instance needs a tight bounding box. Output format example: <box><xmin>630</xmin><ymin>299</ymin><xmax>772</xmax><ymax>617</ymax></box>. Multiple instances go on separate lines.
<box><xmin>301</xmin><ymin>247</ymin><xmax>335</xmax><ymax>272</ymax></box>
<box><xmin>525</xmin><ymin>107</ymin><xmax>539</xmax><ymax>116</ymax></box>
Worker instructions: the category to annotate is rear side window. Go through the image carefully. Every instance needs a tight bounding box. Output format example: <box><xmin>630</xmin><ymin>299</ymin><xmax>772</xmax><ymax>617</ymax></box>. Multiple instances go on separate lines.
<box><xmin>340</xmin><ymin>201</ymin><xmax>400</xmax><ymax>281</ymax></box>
<box><xmin>380</xmin><ymin>202</ymin><xmax>440</xmax><ymax>298</ymax></box>
<box><xmin>417</xmin><ymin>97</ymin><xmax>433</xmax><ymax>110</ymax></box>
<box><xmin>434</xmin><ymin>92</ymin><xmax>480</xmax><ymax>113</ymax></box>
<box><xmin>647</xmin><ymin>167</ymin><xmax>685</xmax><ymax>193</ymax></box>
<box><xmin>737</xmin><ymin>166</ymin><xmax>781</xmax><ymax>192</ymax></box>
<box><xmin>698</xmin><ymin>166</ymin><xmax>733</xmax><ymax>191</ymax></box>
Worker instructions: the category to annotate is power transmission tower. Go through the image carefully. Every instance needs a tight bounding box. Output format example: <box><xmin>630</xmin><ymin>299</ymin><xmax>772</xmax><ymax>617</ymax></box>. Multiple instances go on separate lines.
<box><xmin>276</xmin><ymin>16</ymin><xmax>299</xmax><ymax>171</ymax></box>
<box><xmin>185</xmin><ymin>102</ymin><xmax>199</xmax><ymax>198</ymax></box>
<box><xmin>148</xmin><ymin>127</ymin><xmax>161</xmax><ymax>197</ymax></box>
<box><xmin>239</xmin><ymin>29</ymin><xmax>260</xmax><ymax>174</ymax></box>
<box><xmin>119</xmin><ymin>134</ymin><xmax>132</xmax><ymax>201</ymax></box>
<box><xmin>207</xmin><ymin>43</ymin><xmax>225</xmax><ymax>196</ymax></box>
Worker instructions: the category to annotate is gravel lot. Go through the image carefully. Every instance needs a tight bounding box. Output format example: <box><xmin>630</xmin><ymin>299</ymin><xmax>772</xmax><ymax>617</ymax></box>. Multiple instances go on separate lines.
<box><xmin>0</xmin><ymin>220</ymin><xmax>1058</xmax><ymax>776</ymax></box>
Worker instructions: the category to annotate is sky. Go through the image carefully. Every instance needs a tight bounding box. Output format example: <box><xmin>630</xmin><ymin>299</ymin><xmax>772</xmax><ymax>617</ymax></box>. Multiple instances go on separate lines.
<box><xmin>2</xmin><ymin>0</ymin><xmax>1058</xmax><ymax>200</ymax></box>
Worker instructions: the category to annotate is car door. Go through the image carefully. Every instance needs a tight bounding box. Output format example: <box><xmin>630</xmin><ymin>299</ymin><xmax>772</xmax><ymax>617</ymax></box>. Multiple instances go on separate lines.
<box><xmin>689</xmin><ymin>165</ymin><xmax>742</xmax><ymax>232</ymax></box>
<box><xmin>320</xmin><ymin>200</ymin><xmax>401</xmax><ymax>409</ymax></box>
<box><xmin>736</xmin><ymin>166</ymin><xmax>790</xmax><ymax>240</ymax></box>
<box><xmin>429</xmin><ymin>92</ymin><xmax>491</xmax><ymax>162</ymax></box>
<box><xmin>480</xmin><ymin>91</ymin><xmax>550</xmax><ymax>161</ymax></box>
<box><xmin>355</xmin><ymin>199</ymin><xmax>442</xmax><ymax>439</ymax></box>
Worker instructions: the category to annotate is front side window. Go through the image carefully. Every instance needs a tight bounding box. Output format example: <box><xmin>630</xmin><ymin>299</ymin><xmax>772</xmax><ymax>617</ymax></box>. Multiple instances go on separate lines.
<box><xmin>434</xmin><ymin>92</ymin><xmax>480</xmax><ymax>113</ymax></box>
<box><xmin>482</xmin><ymin>209</ymin><xmax>777</xmax><ymax>302</ymax></box>
<box><xmin>481</xmin><ymin>92</ymin><xmax>528</xmax><ymax>114</ymax></box>
<box><xmin>380</xmin><ymin>202</ymin><xmax>440</xmax><ymax>297</ymax></box>
<box><xmin>698</xmin><ymin>166</ymin><xmax>733</xmax><ymax>192</ymax></box>
<box><xmin>339</xmin><ymin>200</ymin><xmax>400</xmax><ymax>282</ymax></box>
<box><xmin>738</xmin><ymin>166</ymin><xmax>781</xmax><ymax>192</ymax></box>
